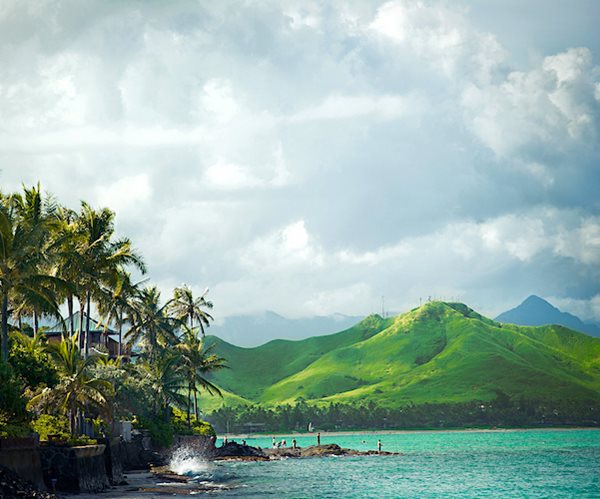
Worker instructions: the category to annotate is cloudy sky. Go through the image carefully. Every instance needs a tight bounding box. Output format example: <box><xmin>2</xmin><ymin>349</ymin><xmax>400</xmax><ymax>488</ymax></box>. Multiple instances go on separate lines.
<box><xmin>1</xmin><ymin>0</ymin><xmax>599</xmax><ymax>324</ymax></box>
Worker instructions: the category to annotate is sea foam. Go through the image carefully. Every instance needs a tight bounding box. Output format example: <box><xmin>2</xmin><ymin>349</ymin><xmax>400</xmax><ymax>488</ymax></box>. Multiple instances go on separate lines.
<box><xmin>169</xmin><ymin>446</ymin><xmax>211</xmax><ymax>476</ymax></box>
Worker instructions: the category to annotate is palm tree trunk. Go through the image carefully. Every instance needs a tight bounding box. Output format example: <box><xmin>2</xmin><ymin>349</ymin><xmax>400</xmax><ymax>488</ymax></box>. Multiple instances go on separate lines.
<box><xmin>69</xmin><ymin>409</ymin><xmax>76</xmax><ymax>437</ymax></box>
<box><xmin>1</xmin><ymin>292</ymin><xmax>9</xmax><ymax>362</ymax></box>
<box><xmin>78</xmin><ymin>298</ymin><xmax>85</xmax><ymax>350</ymax></box>
<box><xmin>33</xmin><ymin>310</ymin><xmax>39</xmax><ymax>336</ymax></box>
<box><xmin>193</xmin><ymin>388</ymin><xmax>199</xmax><ymax>421</ymax></box>
<box><xmin>187</xmin><ymin>384</ymin><xmax>192</xmax><ymax>426</ymax></box>
<box><xmin>118</xmin><ymin>310</ymin><xmax>123</xmax><ymax>357</ymax></box>
<box><xmin>85</xmin><ymin>292</ymin><xmax>91</xmax><ymax>358</ymax></box>
<box><xmin>67</xmin><ymin>295</ymin><xmax>74</xmax><ymax>336</ymax></box>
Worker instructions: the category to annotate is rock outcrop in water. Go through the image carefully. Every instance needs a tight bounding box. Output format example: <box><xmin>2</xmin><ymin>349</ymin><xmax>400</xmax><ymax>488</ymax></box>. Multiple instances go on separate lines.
<box><xmin>212</xmin><ymin>441</ymin><xmax>269</xmax><ymax>460</ymax></box>
<box><xmin>210</xmin><ymin>442</ymin><xmax>399</xmax><ymax>461</ymax></box>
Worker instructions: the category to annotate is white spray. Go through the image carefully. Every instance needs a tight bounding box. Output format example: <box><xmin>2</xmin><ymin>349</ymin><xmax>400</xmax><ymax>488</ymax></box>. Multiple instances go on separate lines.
<box><xmin>169</xmin><ymin>446</ymin><xmax>211</xmax><ymax>476</ymax></box>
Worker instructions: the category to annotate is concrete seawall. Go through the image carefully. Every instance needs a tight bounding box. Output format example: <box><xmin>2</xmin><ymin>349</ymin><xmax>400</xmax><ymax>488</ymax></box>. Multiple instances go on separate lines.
<box><xmin>0</xmin><ymin>437</ymin><xmax>46</xmax><ymax>490</ymax></box>
<box><xmin>41</xmin><ymin>443</ymin><xmax>109</xmax><ymax>492</ymax></box>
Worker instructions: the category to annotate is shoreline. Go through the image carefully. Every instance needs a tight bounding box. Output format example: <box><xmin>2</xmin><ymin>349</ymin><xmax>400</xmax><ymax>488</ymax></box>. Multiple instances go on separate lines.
<box><xmin>221</xmin><ymin>426</ymin><xmax>600</xmax><ymax>439</ymax></box>
<box><xmin>65</xmin><ymin>468</ymin><xmax>231</xmax><ymax>498</ymax></box>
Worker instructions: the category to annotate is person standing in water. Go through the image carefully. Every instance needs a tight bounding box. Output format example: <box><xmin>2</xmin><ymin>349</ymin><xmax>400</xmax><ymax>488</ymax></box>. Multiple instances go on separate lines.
<box><xmin>377</xmin><ymin>439</ymin><xmax>382</xmax><ymax>453</ymax></box>
<box><xmin>292</xmin><ymin>438</ymin><xmax>297</xmax><ymax>449</ymax></box>
<box><xmin>317</xmin><ymin>432</ymin><xmax>321</xmax><ymax>445</ymax></box>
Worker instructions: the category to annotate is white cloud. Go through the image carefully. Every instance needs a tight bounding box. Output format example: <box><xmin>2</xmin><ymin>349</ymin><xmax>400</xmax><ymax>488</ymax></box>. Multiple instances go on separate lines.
<box><xmin>203</xmin><ymin>143</ymin><xmax>291</xmax><ymax>191</ymax></box>
<box><xmin>284</xmin><ymin>5</ymin><xmax>322</xmax><ymax>30</ymax></box>
<box><xmin>550</xmin><ymin>294</ymin><xmax>600</xmax><ymax>324</ymax></box>
<box><xmin>204</xmin><ymin>162</ymin><xmax>262</xmax><ymax>190</ymax></box>
<box><xmin>1</xmin><ymin>1</ymin><xmax>598</xmax><ymax>328</ymax></box>
<box><xmin>337</xmin><ymin>242</ymin><xmax>413</xmax><ymax>266</ymax></box>
<box><xmin>461</xmin><ymin>47</ymin><xmax>599</xmax><ymax>158</ymax></box>
<box><xmin>239</xmin><ymin>220</ymin><xmax>324</xmax><ymax>272</ymax></box>
<box><xmin>200</xmin><ymin>78</ymin><xmax>240</xmax><ymax>123</ymax></box>
<box><xmin>289</xmin><ymin>93</ymin><xmax>425</xmax><ymax>122</ymax></box>
<box><xmin>304</xmin><ymin>283</ymin><xmax>375</xmax><ymax>316</ymax></box>
<box><xmin>337</xmin><ymin>210</ymin><xmax>599</xmax><ymax>267</ymax></box>
<box><xmin>95</xmin><ymin>173</ymin><xmax>151</xmax><ymax>217</ymax></box>
<box><xmin>369</xmin><ymin>0</ymin><xmax>506</xmax><ymax>81</ymax></box>
<box><xmin>554</xmin><ymin>217</ymin><xmax>600</xmax><ymax>265</ymax></box>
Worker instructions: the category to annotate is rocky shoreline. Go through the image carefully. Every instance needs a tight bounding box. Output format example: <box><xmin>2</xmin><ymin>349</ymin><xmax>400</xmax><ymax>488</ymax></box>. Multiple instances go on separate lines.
<box><xmin>2</xmin><ymin>440</ymin><xmax>399</xmax><ymax>498</ymax></box>
<box><xmin>71</xmin><ymin>442</ymin><xmax>399</xmax><ymax>497</ymax></box>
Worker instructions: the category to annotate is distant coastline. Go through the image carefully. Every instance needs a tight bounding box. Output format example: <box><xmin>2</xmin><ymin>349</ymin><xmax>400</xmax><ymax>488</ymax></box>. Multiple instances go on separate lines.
<box><xmin>222</xmin><ymin>426</ymin><xmax>600</xmax><ymax>439</ymax></box>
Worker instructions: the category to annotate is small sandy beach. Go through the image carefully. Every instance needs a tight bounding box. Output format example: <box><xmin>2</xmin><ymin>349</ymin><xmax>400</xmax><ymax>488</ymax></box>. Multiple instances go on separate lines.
<box><xmin>63</xmin><ymin>468</ymin><xmax>228</xmax><ymax>498</ymax></box>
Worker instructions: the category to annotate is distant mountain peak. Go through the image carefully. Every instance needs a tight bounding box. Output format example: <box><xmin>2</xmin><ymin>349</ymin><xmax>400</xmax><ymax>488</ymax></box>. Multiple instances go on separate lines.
<box><xmin>522</xmin><ymin>295</ymin><xmax>558</xmax><ymax>309</ymax></box>
<box><xmin>496</xmin><ymin>296</ymin><xmax>600</xmax><ymax>337</ymax></box>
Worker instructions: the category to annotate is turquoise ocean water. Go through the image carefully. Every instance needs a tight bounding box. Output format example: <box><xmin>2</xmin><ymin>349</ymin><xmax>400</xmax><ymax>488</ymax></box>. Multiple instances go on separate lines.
<box><xmin>174</xmin><ymin>429</ymin><xmax>600</xmax><ymax>497</ymax></box>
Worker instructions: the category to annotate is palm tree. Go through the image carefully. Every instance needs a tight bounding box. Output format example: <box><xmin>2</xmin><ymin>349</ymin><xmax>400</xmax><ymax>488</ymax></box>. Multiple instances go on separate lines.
<box><xmin>177</xmin><ymin>326</ymin><xmax>226</xmax><ymax>423</ymax></box>
<box><xmin>169</xmin><ymin>285</ymin><xmax>214</xmax><ymax>336</ymax></box>
<box><xmin>11</xmin><ymin>184</ymin><xmax>61</xmax><ymax>334</ymax></box>
<box><xmin>97</xmin><ymin>270</ymin><xmax>148</xmax><ymax>356</ymax></box>
<box><xmin>28</xmin><ymin>334</ymin><xmax>113</xmax><ymax>436</ymax></box>
<box><xmin>51</xmin><ymin>206</ymin><xmax>82</xmax><ymax>337</ymax></box>
<box><xmin>0</xmin><ymin>188</ymin><xmax>63</xmax><ymax>361</ymax></box>
<box><xmin>136</xmin><ymin>354</ymin><xmax>187</xmax><ymax>421</ymax></box>
<box><xmin>74</xmin><ymin>202</ymin><xmax>145</xmax><ymax>357</ymax></box>
<box><xmin>124</xmin><ymin>286</ymin><xmax>178</xmax><ymax>362</ymax></box>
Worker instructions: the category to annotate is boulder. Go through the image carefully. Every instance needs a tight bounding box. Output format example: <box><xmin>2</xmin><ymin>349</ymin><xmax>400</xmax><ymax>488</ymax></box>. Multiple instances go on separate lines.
<box><xmin>212</xmin><ymin>441</ymin><xmax>268</xmax><ymax>460</ymax></box>
<box><xmin>0</xmin><ymin>464</ymin><xmax>57</xmax><ymax>499</ymax></box>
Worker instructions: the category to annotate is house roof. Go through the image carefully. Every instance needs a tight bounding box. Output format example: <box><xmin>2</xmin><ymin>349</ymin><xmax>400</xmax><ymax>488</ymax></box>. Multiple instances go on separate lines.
<box><xmin>45</xmin><ymin>311</ymin><xmax>117</xmax><ymax>336</ymax></box>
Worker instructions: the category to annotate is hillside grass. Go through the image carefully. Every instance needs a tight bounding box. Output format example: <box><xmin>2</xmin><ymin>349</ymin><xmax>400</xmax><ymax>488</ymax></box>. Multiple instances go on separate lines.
<box><xmin>206</xmin><ymin>302</ymin><xmax>600</xmax><ymax>409</ymax></box>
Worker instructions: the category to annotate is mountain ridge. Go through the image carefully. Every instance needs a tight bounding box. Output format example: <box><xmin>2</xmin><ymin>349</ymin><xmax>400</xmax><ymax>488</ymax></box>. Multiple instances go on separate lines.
<box><xmin>204</xmin><ymin>301</ymin><xmax>600</xmax><ymax>411</ymax></box>
<box><xmin>207</xmin><ymin>310</ymin><xmax>365</xmax><ymax>347</ymax></box>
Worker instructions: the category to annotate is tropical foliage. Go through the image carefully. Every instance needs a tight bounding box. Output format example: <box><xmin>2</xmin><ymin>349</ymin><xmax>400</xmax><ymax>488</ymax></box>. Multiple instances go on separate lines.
<box><xmin>0</xmin><ymin>184</ymin><xmax>224</xmax><ymax>444</ymax></box>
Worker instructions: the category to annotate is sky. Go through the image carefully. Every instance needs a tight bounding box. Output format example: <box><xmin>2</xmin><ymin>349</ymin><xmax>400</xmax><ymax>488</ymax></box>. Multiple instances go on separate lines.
<box><xmin>1</xmin><ymin>0</ymin><xmax>599</xmax><ymax>324</ymax></box>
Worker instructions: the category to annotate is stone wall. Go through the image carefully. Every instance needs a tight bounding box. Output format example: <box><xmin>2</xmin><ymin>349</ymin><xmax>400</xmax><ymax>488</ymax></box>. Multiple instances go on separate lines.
<box><xmin>99</xmin><ymin>437</ymin><xmax>124</xmax><ymax>484</ymax></box>
<box><xmin>120</xmin><ymin>431</ymin><xmax>165</xmax><ymax>471</ymax></box>
<box><xmin>40</xmin><ymin>444</ymin><xmax>109</xmax><ymax>493</ymax></box>
<box><xmin>0</xmin><ymin>437</ymin><xmax>45</xmax><ymax>490</ymax></box>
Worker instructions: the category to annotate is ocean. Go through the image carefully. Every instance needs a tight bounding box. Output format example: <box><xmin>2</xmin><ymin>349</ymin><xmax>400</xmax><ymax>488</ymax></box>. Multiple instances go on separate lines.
<box><xmin>171</xmin><ymin>429</ymin><xmax>600</xmax><ymax>497</ymax></box>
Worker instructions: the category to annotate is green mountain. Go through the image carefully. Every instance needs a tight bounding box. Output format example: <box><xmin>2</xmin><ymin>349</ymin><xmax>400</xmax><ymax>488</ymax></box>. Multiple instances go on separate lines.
<box><xmin>204</xmin><ymin>302</ymin><xmax>600</xmax><ymax>410</ymax></box>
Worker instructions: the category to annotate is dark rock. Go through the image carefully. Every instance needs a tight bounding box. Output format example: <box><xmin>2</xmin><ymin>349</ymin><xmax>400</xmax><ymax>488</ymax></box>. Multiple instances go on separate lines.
<box><xmin>213</xmin><ymin>441</ymin><xmax>268</xmax><ymax>459</ymax></box>
<box><xmin>0</xmin><ymin>464</ymin><xmax>57</xmax><ymax>499</ymax></box>
<box><xmin>264</xmin><ymin>444</ymin><xmax>401</xmax><ymax>459</ymax></box>
<box><xmin>120</xmin><ymin>433</ymin><xmax>166</xmax><ymax>471</ymax></box>
<box><xmin>300</xmin><ymin>444</ymin><xmax>345</xmax><ymax>457</ymax></box>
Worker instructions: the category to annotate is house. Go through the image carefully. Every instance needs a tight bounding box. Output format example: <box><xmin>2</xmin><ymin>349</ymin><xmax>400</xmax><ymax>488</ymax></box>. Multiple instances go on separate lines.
<box><xmin>44</xmin><ymin>312</ymin><xmax>132</xmax><ymax>359</ymax></box>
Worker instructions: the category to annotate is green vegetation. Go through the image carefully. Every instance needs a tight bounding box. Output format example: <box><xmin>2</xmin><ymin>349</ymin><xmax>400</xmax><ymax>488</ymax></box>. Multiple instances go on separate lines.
<box><xmin>0</xmin><ymin>184</ymin><xmax>221</xmax><ymax>442</ymax></box>
<box><xmin>204</xmin><ymin>302</ymin><xmax>600</xmax><ymax>431</ymax></box>
<box><xmin>2</xmin><ymin>183</ymin><xmax>599</xmax><ymax>437</ymax></box>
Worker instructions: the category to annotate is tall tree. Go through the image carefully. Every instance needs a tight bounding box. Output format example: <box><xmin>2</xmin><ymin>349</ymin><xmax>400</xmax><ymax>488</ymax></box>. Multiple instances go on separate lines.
<box><xmin>177</xmin><ymin>326</ymin><xmax>226</xmax><ymax>422</ymax></box>
<box><xmin>11</xmin><ymin>184</ymin><xmax>59</xmax><ymax>334</ymax></box>
<box><xmin>135</xmin><ymin>354</ymin><xmax>187</xmax><ymax>421</ymax></box>
<box><xmin>170</xmin><ymin>284</ymin><xmax>214</xmax><ymax>335</ymax></box>
<box><xmin>97</xmin><ymin>270</ymin><xmax>146</xmax><ymax>356</ymax></box>
<box><xmin>74</xmin><ymin>202</ymin><xmax>145</xmax><ymax>357</ymax></box>
<box><xmin>51</xmin><ymin>206</ymin><xmax>81</xmax><ymax>337</ymax></box>
<box><xmin>124</xmin><ymin>286</ymin><xmax>178</xmax><ymax>362</ymax></box>
<box><xmin>0</xmin><ymin>187</ymin><xmax>62</xmax><ymax>361</ymax></box>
